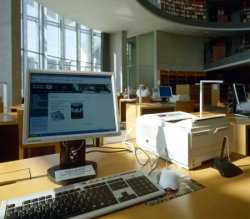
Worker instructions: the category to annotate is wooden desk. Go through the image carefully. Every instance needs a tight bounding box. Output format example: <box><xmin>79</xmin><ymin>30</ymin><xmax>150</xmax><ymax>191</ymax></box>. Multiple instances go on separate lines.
<box><xmin>0</xmin><ymin>143</ymin><xmax>250</xmax><ymax>219</ymax></box>
<box><xmin>199</xmin><ymin>110</ymin><xmax>250</xmax><ymax>156</ymax></box>
<box><xmin>8</xmin><ymin>104</ymin><xmax>24</xmax><ymax>112</ymax></box>
<box><xmin>0</xmin><ymin>112</ymin><xmax>18</xmax><ymax>125</ymax></box>
<box><xmin>227</xmin><ymin>115</ymin><xmax>250</xmax><ymax>156</ymax></box>
<box><xmin>126</xmin><ymin>102</ymin><xmax>175</xmax><ymax>138</ymax></box>
<box><xmin>0</xmin><ymin>113</ymin><xmax>19</xmax><ymax>162</ymax></box>
<box><xmin>119</xmin><ymin>98</ymin><xmax>136</xmax><ymax>122</ymax></box>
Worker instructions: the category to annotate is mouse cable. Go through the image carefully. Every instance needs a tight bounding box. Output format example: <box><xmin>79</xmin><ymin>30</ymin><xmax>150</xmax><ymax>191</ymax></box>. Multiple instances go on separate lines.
<box><xmin>134</xmin><ymin>147</ymin><xmax>159</xmax><ymax>175</ymax></box>
<box><xmin>121</xmin><ymin>125</ymin><xmax>137</xmax><ymax>153</ymax></box>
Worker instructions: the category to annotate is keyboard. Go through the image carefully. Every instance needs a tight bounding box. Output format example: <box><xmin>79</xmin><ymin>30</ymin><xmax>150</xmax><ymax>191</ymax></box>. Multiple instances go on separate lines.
<box><xmin>0</xmin><ymin>170</ymin><xmax>165</xmax><ymax>219</ymax></box>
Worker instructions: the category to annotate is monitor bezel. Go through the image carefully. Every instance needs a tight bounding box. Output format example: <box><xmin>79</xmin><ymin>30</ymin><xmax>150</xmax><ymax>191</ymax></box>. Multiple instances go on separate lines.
<box><xmin>23</xmin><ymin>69</ymin><xmax>120</xmax><ymax>145</ymax></box>
<box><xmin>232</xmin><ymin>83</ymin><xmax>248</xmax><ymax>105</ymax></box>
<box><xmin>159</xmin><ymin>85</ymin><xmax>173</xmax><ymax>98</ymax></box>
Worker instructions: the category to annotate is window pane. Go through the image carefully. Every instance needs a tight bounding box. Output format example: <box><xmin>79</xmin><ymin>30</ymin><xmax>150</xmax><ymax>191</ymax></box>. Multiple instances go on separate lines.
<box><xmin>93</xmin><ymin>34</ymin><xmax>101</xmax><ymax>67</ymax></box>
<box><xmin>27</xmin><ymin>0</ymin><xmax>38</xmax><ymax>17</ymax></box>
<box><xmin>80</xmin><ymin>32</ymin><xmax>91</xmax><ymax>64</ymax></box>
<box><xmin>65</xmin><ymin>60</ymin><xmax>77</xmax><ymax>70</ymax></box>
<box><xmin>47</xmin><ymin>57</ymin><xmax>61</xmax><ymax>70</ymax></box>
<box><xmin>80</xmin><ymin>61</ymin><xmax>92</xmax><ymax>71</ymax></box>
<box><xmin>80</xmin><ymin>24</ymin><xmax>91</xmax><ymax>31</ymax></box>
<box><xmin>64</xmin><ymin>18</ymin><xmax>76</xmax><ymax>28</ymax></box>
<box><xmin>94</xmin><ymin>29</ymin><xmax>101</xmax><ymax>34</ymax></box>
<box><xmin>27</xmin><ymin>51</ymin><xmax>39</xmax><ymax>69</ymax></box>
<box><xmin>27</xmin><ymin>19</ymin><xmax>38</xmax><ymax>52</ymax></box>
<box><xmin>65</xmin><ymin>28</ymin><xmax>76</xmax><ymax>60</ymax></box>
<box><xmin>47</xmin><ymin>24</ymin><xmax>61</xmax><ymax>57</ymax></box>
<box><xmin>47</xmin><ymin>9</ymin><xmax>60</xmax><ymax>23</ymax></box>
<box><xmin>21</xmin><ymin>0</ymin><xmax>103</xmax><ymax>99</ymax></box>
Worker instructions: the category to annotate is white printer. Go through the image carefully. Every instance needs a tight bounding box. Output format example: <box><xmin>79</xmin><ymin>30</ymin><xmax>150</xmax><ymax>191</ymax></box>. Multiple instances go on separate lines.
<box><xmin>136</xmin><ymin>111</ymin><xmax>231</xmax><ymax>169</ymax></box>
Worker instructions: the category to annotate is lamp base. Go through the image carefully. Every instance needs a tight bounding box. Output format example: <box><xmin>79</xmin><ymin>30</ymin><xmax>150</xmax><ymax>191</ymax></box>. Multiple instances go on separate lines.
<box><xmin>213</xmin><ymin>158</ymin><xmax>242</xmax><ymax>178</ymax></box>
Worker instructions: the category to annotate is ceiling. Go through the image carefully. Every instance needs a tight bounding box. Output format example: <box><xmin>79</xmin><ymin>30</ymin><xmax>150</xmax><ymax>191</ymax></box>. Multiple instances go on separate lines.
<box><xmin>35</xmin><ymin>0</ymin><xmax>234</xmax><ymax>38</ymax></box>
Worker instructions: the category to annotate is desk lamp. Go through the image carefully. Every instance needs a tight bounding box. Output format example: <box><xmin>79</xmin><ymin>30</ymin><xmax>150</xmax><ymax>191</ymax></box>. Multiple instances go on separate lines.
<box><xmin>213</xmin><ymin>137</ymin><xmax>242</xmax><ymax>178</ymax></box>
<box><xmin>198</xmin><ymin>80</ymin><xmax>242</xmax><ymax>177</ymax></box>
<box><xmin>199</xmin><ymin>80</ymin><xmax>223</xmax><ymax>117</ymax></box>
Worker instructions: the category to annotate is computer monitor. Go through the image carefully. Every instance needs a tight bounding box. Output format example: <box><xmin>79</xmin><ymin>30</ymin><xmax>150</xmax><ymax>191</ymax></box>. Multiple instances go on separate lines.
<box><xmin>159</xmin><ymin>86</ymin><xmax>172</xmax><ymax>101</ymax></box>
<box><xmin>232</xmin><ymin>83</ymin><xmax>248</xmax><ymax>105</ymax></box>
<box><xmin>23</xmin><ymin>69</ymin><xmax>120</xmax><ymax>184</ymax></box>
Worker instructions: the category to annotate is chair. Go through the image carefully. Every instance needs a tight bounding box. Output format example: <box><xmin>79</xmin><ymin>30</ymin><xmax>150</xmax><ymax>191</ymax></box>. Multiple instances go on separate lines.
<box><xmin>17</xmin><ymin>108</ymin><xmax>60</xmax><ymax>159</ymax></box>
<box><xmin>174</xmin><ymin>100</ymin><xmax>196</xmax><ymax>113</ymax></box>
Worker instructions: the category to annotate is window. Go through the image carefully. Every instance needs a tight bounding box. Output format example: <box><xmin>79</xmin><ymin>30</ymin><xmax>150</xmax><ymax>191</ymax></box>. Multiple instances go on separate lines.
<box><xmin>21</xmin><ymin>0</ymin><xmax>102</xmax><ymax>94</ymax></box>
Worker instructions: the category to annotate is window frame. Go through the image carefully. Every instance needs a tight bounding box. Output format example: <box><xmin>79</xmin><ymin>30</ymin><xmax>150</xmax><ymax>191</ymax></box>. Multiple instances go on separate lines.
<box><xmin>21</xmin><ymin>0</ymin><xmax>102</xmax><ymax>95</ymax></box>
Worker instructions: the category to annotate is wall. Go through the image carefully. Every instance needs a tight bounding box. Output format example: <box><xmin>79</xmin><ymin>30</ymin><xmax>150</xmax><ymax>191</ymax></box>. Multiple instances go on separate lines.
<box><xmin>0</xmin><ymin>0</ymin><xmax>12</xmax><ymax>106</ymax></box>
<box><xmin>109</xmin><ymin>31</ymin><xmax>127</xmax><ymax>94</ymax></box>
<box><xmin>128</xmin><ymin>31</ymin><xmax>204</xmax><ymax>91</ymax></box>
<box><xmin>157</xmin><ymin>31</ymin><xmax>204</xmax><ymax>72</ymax></box>
<box><xmin>0</xmin><ymin>0</ymin><xmax>21</xmax><ymax>106</ymax></box>
<box><xmin>136</xmin><ymin>32</ymin><xmax>155</xmax><ymax>90</ymax></box>
<box><xmin>127</xmin><ymin>37</ymin><xmax>137</xmax><ymax>90</ymax></box>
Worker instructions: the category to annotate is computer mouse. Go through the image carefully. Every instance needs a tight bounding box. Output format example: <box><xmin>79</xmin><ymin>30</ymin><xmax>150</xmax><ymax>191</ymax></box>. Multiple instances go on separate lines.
<box><xmin>159</xmin><ymin>169</ymin><xmax>179</xmax><ymax>190</ymax></box>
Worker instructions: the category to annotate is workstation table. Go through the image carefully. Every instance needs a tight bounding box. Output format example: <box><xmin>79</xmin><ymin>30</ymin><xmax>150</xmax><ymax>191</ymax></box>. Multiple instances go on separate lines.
<box><xmin>119</xmin><ymin>98</ymin><xmax>136</xmax><ymax>122</ymax></box>
<box><xmin>0</xmin><ymin>142</ymin><xmax>250</xmax><ymax>219</ymax></box>
<box><xmin>0</xmin><ymin>113</ymin><xmax>19</xmax><ymax>162</ymax></box>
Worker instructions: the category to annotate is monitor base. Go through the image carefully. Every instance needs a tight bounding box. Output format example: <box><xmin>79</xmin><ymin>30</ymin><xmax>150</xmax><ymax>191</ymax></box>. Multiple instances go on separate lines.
<box><xmin>161</xmin><ymin>97</ymin><xmax>169</xmax><ymax>102</ymax></box>
<box><xmin>47</xmin><ymin>160</ymin><xmax>97</xmax><ymax>185</ymax></box>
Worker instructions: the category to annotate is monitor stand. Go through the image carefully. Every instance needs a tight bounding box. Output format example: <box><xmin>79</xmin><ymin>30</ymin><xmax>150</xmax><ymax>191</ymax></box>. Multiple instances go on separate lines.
<box><xmin>47</xmin><ymin>139</ymin><xmax>97</xmax><ymax>185</ymax></box>
<box><xmin>161</xmin><ymin>97</ymin><xmax>169</xmax><ymax>102</ymax></box>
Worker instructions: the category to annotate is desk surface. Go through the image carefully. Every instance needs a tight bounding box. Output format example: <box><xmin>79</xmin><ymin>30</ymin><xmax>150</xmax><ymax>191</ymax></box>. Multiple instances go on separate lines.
<box><xmin>0</xmin><ymin>113</ymin><xmax>18</xmax><ymax>125</ymax></box>
<box><xmin>0</xmin><ymin>143</ymin><xmax>250</xmax><ymax>219</ymax></box>
<box><xmin>136</xmin><ymin>102</ymin><xmax>175</xmax><ymax>108</ymax></box>
<box><xmin>119</xmin><ymin>98</ymin><xmax>136</xmax><ymax>103</ymax></box>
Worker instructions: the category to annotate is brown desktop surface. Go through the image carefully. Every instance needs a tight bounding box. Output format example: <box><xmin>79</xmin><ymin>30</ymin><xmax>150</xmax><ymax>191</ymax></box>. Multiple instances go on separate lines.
<box><xmin>0</xmin><ymin>143</ymin><xmax>250</xmax><ymax>219</ymax></box>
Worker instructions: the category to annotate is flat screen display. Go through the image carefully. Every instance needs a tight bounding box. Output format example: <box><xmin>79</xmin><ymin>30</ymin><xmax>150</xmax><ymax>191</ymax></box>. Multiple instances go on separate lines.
<box><xmin>233</xmin><ymin>83</ymin><xmax>248</xmax><ymax>105</ymax></box>
<box><xmin>23</xmin><ymin>69</ymin><xmax>120</xmax><ymax>144</ymax></box>
<box><xmin>159</xmin><ymin>86</ymin><xmax>172</xmax><ymax>98</ymax></box>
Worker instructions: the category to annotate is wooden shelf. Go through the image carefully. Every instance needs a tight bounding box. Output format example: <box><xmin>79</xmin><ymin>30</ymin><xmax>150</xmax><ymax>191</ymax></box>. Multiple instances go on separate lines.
<box><xmin>158</xmin><ymin>70</ymin><xmax>206</xmax><ymax>94</ymax></box>
<box><xmin>160</xmin><ymin>0</ymin><xmax>207</xmax><ymax>20</ymax></box>
<box><xmin>241</xmin><ymin>0</ymin><xmax>250</xmax><ymax>23</ymax></box>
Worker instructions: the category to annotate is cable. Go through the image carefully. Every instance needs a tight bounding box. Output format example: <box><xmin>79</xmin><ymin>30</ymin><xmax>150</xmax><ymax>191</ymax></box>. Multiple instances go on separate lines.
<box><xmin>122</xmin><ymin>125</ymin><xmax>137</xmax><ymax>153</ymax></box>
<box><xmin>134</xmin><ymin>147</ymin><xmax>160</xmax><ymax>175</ymax></box>
<box><xmin>123</xmin><ymin>125</ymin><xmax>136</xmax><ymax>142</ymax></box>
<box><xmin>224</xmin><ymin>135</ymin><xmax>231</xmax><ymax>162</ymax></box>
<box><xmin>121</xmin><ymin>124</ymin><xmax>160</xmax><ymax>174</ymax></box>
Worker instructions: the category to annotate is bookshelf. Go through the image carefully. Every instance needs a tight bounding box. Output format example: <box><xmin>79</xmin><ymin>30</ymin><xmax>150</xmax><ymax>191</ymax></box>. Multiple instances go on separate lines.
<box><xmin>158</xmin><ymin>70</ymin><xmax>206</xmax><ymax>94</ymax></box>
<box><xmin>204</xmin><ymin>32</ymin><xmax>250</xmax><ymax>64</ymax></box>
<box><xmin>241</xmin><ymin>0</ymin><xmax>250</xmax><ymax>23</ymax></box>
<box><xmin>176</xmin><ymin>84</ymin><xmax>212</xmax><ymax>104</ymax></box>
<box><xmin>159</xmin><ymin>0</ymin><xmax>208</xmax><ymax>21</ymax></box>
